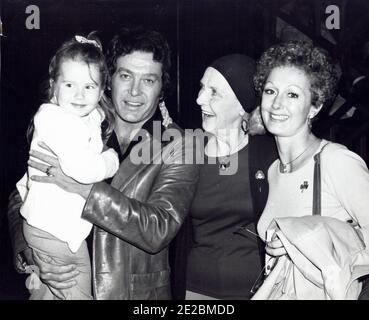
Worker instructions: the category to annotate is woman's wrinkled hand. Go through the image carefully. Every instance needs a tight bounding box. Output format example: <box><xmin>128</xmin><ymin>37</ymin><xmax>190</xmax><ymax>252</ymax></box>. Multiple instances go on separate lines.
<box><xmin>248</xmin><ymin>106</ymin><xmax>266</xmax><ymax>136</ymax></box>
<box><xmin>28</xmin><ymin>141</ymin><xmax>92</xmax><ymax>199</ymax></box>
<box><xmin>265</xmin><ymin>233</ymin><xmax>287</xmax><ymax>257</ymax></box>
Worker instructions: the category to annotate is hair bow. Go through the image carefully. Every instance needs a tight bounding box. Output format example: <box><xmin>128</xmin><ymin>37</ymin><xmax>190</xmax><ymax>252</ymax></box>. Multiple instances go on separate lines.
<box><xmin>75</xmin><ymin>35</ymin><xmax>102</xmax><ymax>50</ymax></box>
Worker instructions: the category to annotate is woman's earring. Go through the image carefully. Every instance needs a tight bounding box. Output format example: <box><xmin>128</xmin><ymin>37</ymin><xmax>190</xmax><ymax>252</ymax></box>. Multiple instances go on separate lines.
<box><xmin>241</xmin><ymin>117</ymin><xmax>249</xmax><ymax>135</ymax></box>
<box><xmin>239</xmin><ymin>109</ymin><xmax>249</xmax><ymax>134</ymax></box>
<box><xmin>307</xmin><ymin>116</ymin><xmax>312</xmax><ymax>130</ymax></box>
<box><xmin>159</xmin><ymin>100</ymin><xmax>173</xmax><ymax>128</ymax></box>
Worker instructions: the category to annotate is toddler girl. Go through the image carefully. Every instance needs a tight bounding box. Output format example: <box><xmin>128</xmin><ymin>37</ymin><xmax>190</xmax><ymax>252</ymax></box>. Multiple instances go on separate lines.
<box><xmin>16</xmin><ymin>34</ymin><xmax>119</xmax><ymax>300</ymax></box>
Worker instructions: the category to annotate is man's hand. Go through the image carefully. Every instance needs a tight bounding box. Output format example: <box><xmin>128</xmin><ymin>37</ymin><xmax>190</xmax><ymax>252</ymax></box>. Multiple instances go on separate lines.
<box><xmin>28</xmin><ymin>141</ymin><xmax>92</xmax><ymax>199</ymax></box>
<box><xmin>15</xmin><ymin>248</ymin><xmax>34</xmax><ymax>273</ymax></box>
<box><xmin>33</xmin><ymin>250</ymin><xmax>79</xmax><ymax>299</ymax></box>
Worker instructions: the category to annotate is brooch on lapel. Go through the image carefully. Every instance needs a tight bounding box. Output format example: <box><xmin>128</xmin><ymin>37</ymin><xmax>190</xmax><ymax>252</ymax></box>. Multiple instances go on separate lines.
<box><xmin>255</xmin><ymin>170</ymin><xmax>265</xmax><ymax>180</ymax></box>
<box><xmin>300</xmin><ymin>181</ymin><xmax>309</xmax><ymax>192</ymax></box>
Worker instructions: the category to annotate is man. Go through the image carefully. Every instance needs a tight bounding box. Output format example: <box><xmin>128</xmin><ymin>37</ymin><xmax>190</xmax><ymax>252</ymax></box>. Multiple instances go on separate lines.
<box><xmin>7</xmin><ymin>28</ymin><xmax>199</xmax><ymax>300</ymax></box>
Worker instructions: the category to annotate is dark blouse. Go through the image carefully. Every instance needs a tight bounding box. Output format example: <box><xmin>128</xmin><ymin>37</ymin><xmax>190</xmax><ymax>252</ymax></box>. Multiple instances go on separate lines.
<box><xmin>186</xmin><ymin>144</ymin><xmax>262</xmax><ymax>299</ymax></box>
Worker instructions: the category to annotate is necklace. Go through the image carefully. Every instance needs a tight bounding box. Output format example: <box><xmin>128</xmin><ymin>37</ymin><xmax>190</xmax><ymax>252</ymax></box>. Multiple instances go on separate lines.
<box><xmin>218</xmin><ymin>135</ymin><xmax>249</xmax><ymax>171</ymax></box>
<box><xmin>279</xmin><ymin>139</ymin><xmax>318</xmax><ymax>173</ymax></box>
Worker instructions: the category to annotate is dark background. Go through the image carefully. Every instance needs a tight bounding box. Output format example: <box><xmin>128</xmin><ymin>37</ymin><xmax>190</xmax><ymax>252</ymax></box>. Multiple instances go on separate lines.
<box><xmin>1</xmin><ymin>0</ymin><xmax>369</xmax><ymax>299</ymax></box>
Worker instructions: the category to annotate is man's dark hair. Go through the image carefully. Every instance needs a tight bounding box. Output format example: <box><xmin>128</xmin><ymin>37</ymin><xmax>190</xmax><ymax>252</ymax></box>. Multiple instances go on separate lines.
<box><xmin>106</xmin><ymin>27</ymin><xmax>171</xmax><ymax>98</ymax></box>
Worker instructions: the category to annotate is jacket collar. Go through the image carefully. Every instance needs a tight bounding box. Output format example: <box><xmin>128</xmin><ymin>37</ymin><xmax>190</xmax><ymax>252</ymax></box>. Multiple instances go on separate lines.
<box><xmin>107</xmin><ymin>108</ymin><xmax>176</xmax><ymax>190</ymax></box>
<box><xmin>106</xmin><ymin>107</ymin><xmax>165</xmax><ymax>162</ymax></box>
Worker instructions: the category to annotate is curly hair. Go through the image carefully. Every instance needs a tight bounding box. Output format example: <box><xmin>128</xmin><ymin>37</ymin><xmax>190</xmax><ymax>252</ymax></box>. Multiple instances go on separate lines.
<box><xmin>254</xmin><ymin>41</ymin><xmax>338</xmax><ymax>107</ymax></box>
<box><xmin>106</xmin><ymin>27</ymin><xmax>171</xmax><ymax>99</ymax></box>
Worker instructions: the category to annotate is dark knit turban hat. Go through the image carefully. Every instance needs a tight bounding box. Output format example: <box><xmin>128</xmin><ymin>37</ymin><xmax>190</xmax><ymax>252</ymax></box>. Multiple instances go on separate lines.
<box><xmin>210</xmin><ymin>54</ymin><xmax>256</xmax><ymax>113</ymax></box>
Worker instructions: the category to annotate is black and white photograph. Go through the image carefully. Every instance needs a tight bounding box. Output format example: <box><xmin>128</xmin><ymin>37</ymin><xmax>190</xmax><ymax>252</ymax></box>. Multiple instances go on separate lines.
<box><xmin>1</xmin><ymin>0</ymin><xmax>369</xmax><ymax>306</ymax></box>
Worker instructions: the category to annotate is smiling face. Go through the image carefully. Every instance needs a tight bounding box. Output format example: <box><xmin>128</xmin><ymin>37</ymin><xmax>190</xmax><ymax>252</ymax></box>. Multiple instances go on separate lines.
<box><xmin>196</xmin><ymin>67</ymin><xmax>244</xmax><ymax>135</ymax></box>
<box><xmin>110</xmin><ymin>51</ymin><xmax>163</xmax><ymax>124</ymax></box>
<box><xmin>52</xmin><ymin>59</ymin><xmax>103</xmax><ymax>117</ymax></box>
<box><xmin>261</xmin><ymin>66</ymin><xmax>321</xmax><ymax>138</ymax></box>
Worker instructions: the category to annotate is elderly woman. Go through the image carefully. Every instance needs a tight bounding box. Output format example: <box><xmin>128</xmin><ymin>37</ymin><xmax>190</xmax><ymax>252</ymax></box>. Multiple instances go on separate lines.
<box><xmin>253</xmin><ymin>41</ymin><xmax>369</xmax><ymax>299</ymax></box>
<box><xmin>172</xmin><ymin>54</ymin><xmax>277</xmax><ymax>300</ymax></box>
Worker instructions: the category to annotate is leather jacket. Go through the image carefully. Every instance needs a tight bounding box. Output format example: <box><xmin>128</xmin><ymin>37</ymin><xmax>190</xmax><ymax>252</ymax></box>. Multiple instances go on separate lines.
<box><xmin>7</xmin><ymin>121</ymin><xmax>200</xmax><ymax>300</ymax></box>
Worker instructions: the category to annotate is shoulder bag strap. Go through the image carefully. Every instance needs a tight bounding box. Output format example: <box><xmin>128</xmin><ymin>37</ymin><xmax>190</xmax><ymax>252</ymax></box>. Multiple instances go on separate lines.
<box><xmin>312</xmin><ymin>143</ymin><xmax>330</xmax><ymax>216</ymax></box>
